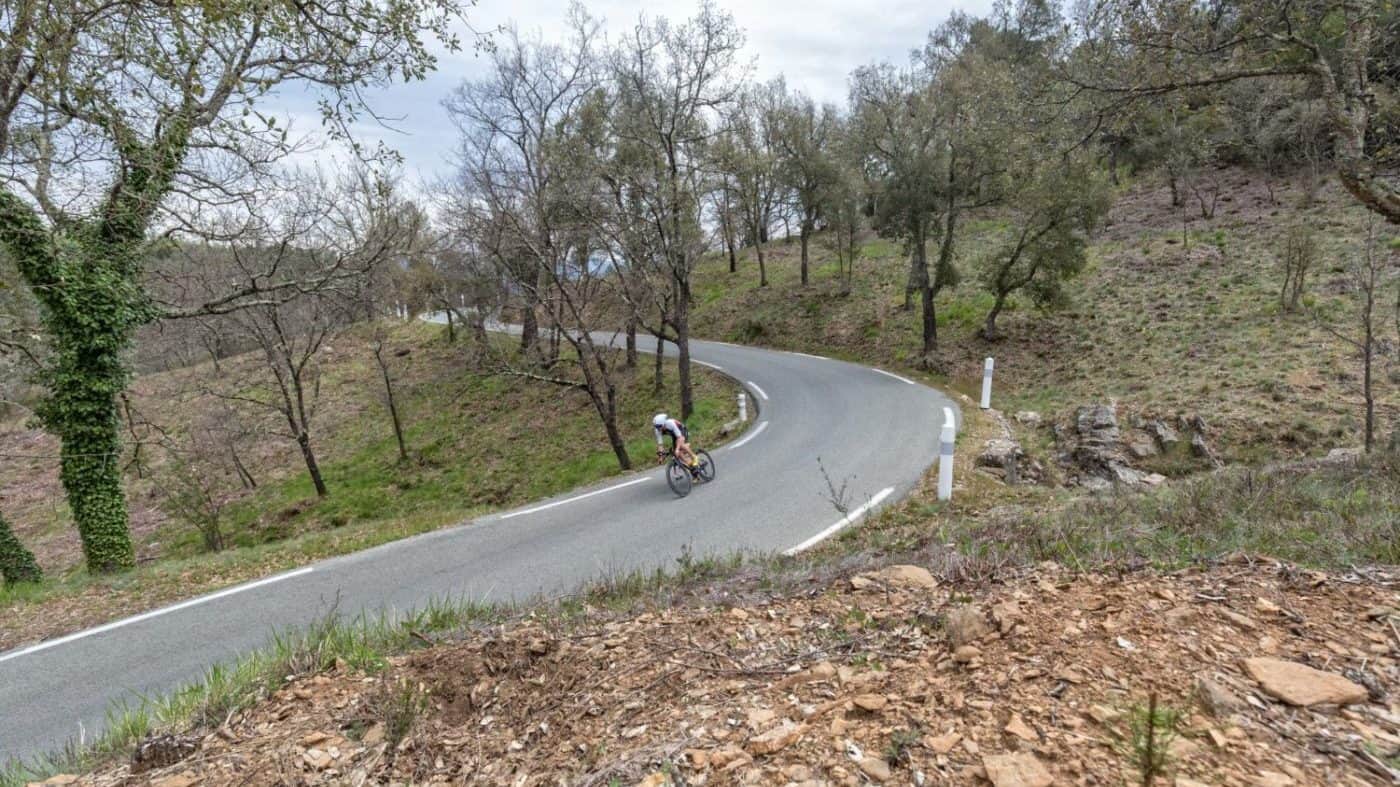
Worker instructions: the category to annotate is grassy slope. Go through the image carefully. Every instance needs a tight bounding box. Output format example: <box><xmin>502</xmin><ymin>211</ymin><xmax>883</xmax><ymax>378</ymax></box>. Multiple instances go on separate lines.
<box><xmin>0</xmin><ymin>322</ymin><xmax>739</xmax><ymax>649</ymax></box>
<box><xmin>691</xmin><ymin>171</ymin><xmax>1397</xmax><ymax>462</ymax></box>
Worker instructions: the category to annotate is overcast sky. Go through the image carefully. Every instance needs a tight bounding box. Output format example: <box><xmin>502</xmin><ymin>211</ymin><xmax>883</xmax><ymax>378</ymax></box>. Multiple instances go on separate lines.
<box><xmin>286</xmin><ymin>0</ymin><xmax>994</xmax><ymax>186</ymax></box>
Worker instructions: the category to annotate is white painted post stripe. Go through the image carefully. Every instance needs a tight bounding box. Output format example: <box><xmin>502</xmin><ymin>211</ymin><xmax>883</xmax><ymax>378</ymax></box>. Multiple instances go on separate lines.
<box><xmin>738</xmin><ymin>392</ymin><xmax>748</xmax><ymax>422</ymax></box>
<box><xmin>726</xmin><ymin>420</ymin><xmax>768</xmax><ymax>450</ymax></box>
<box><xmin>499</xmin><ymin>476</ymin><xmax>652</xmax><ymax>520</ymax></box>
<box><xmin>747</xmin><ymin>382</ymin><xmax>769</xmax><ymax>401</ymax></box>
<box><xmin>0</xmin><ymin>567</ymin><xmax>317</xmax><ymax>664</ymax></box>
<box><xmin>783</xmin><ymin>487</ymin><xmax>895</xmax><ymax>556</ymax></box>
<box><xmin>871</xmin><ymin>368</ymin><xmax>915</xmax><ymax>385</ymax></box>
<box><xmin>980</xmin><ymin>357</ymin><xmax>994</xmax><ymax>410</ymax></box>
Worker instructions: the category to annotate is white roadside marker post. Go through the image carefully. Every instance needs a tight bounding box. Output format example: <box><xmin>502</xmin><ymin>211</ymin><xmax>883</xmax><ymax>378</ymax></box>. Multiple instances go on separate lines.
<box><xmin>938</xmin><ymin>406</ymin><xmax>956</xmax><ymax>501</ymax></box>
<box><xmin>980</xmin><ymin>357</ymin><xmax>994</xmax><ymax>410</ymax></box>
<box><xmin>738</xmin><ymin>392</ymin><xmax>748</xmax><ymax>422</ymax></box>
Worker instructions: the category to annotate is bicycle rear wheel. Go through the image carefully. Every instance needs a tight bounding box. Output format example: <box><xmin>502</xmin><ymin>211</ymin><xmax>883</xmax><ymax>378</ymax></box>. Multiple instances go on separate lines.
<box><xmin>666</xmin><ymin>460</ymin><xmax>693</xmax><ymax>497</ymax></box>
<box><xmin>695</xmin><ymin>450</ymin><xmax>715</xmax><ymax>482</ymax></box>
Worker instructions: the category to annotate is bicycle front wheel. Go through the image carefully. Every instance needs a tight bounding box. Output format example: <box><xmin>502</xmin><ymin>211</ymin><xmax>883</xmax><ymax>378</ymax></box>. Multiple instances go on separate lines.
<box><xmin>696</xmin><ymin>450</ymin><xmax>716</xmax><ymax>483</ymax></box>
<box><xmin>666</xmin><ymin>460</ymin><xmax>693</xmax><ymax>497</ymax></box>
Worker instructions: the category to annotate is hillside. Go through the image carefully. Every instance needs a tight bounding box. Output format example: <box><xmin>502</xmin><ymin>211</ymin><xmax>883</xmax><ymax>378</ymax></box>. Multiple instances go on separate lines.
<box><xmin>690</xmin><ymin>172</ymin><xmax>1397</xmax><ymax>466</ymax></box>
<box><xmin>0</xmin><ymin>323</ymin><xmax>741</xmax><ymax>650</ymax></box>
<box><xmin>66</xmin><ymin>558</ymin><xmax>1400</xmax><ymax>786</ymax></box>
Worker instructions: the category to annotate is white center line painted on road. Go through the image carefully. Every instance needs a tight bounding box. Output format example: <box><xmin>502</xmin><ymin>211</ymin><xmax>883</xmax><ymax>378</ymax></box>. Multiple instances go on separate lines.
<box><xmin>0</xmin><ymin>567</ymin><xmax>316</xmax><ymax>664</ymax></box>
<box><xmin>747</xmin><ymin>381</ymin><xmax>769</xmax><ymax>400</ymax></box>
<box><xmin>872</xmin><ymin>368</ymin><xmax>915</xmax><ymax>385</ymax></box>
<box><xmin>726</xmin><ymin>420</ymin><xmax>768</xmax><ymax>451</ymax></box>
<box><xmin>500</xmin><ymin>476</ymin><xmax>652</xmax><ymax>520</ymax></box>
<box><xmin>695</xmin><ymin>360</ymin><xmax>724</xmax><ymax>371</ymax></box>
<box><xmin>782</xmin><ymin>487</ymin><xmax>895</xmax><ymax>556</ymax></box>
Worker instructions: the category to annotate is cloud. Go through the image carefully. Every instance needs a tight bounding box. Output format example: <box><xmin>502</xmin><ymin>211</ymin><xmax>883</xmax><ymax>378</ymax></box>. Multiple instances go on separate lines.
<box><xmin>269</xmin><ymin>0</ymin><xmax>993</xmax><ymax>188</ymax></box>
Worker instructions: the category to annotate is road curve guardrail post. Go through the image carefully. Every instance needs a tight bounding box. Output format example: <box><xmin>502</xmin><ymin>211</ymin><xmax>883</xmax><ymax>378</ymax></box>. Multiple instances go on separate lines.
<box><xmin>980</xmin><ymin>357</ymin><xmax>994</xmax><ymax>410</ymax></box>
<box><xmin>938</xmin><ymin>406</ymin><xmax>956</xmax><ymax>501</ymax></box>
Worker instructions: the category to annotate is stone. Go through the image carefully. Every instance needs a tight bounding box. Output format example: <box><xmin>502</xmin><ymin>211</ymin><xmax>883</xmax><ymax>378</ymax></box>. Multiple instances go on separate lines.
<box><xmin>1254</xmin><ymin>772</ymin><xmax>1295</xmax><ymax>787</ymax></box>
<box><xmin>876</xmin><ymin>564</ymin><xmax>937</xmax><ymax>590</ymax></box>
<box><xmin>1015</xmin><ymin>411</ymin><xmax>1043</xmax><ymax>427</ymax></box>
<box><xmin>925</xmin><ymin>731</ymin><xmax>962</xmax><ymax>754</ymax></box>
<box><xmin>1196</xmin><ymin>676</ymin><xmax>1240</xmax><ymax>717</ymax></box>
<box><xmin>1242</xmin><ymin>658</ymin><xmax>1369</xmax><ymax>706</ymax></box>
<box><xmin>857</xmin><ymin>756</ymin><xmax>892</xmax><ymax>782</ymax></box>
<box><xmin>983</xmin><ymin>752</ymin><xmax>1054</xmax><ymax>787</ymax></box>
<box><xmin>946</xmin><ymin>605</ymin><xmax>992</xmax><ymax>648</ymax></box>
<box><xmin>303</xmin><ymin>748</ymin><xmax>334</xmax><ymax>770</ymax></box>
<box><xmin>952</xmin><ymin>645</ymin><xmax>982</xmax><ymax>664</ymax></box>
<box><xmin>1127</xmin><ymin>435</ymin><xmax>1158</xmax><ymax>459</ymax></box>
<box><xmin>1004</xmin><ymin>713</ymin><xmax>1038</xmax><ymax>742</ymax></box>
<box><xmin>636</xmin><ymin>774</ymin><xmax>669</xmax><ymax>787</ymax></box>
<box><xmin>852</xmin><ymin>694</ymin><xmax>888</xmax><ymax>712</ymax></box>
<box><xmin>1191</xmin><ymin>432</ymin><xmax>1221</xmax><ymax>466</ymax></box>
<box><xmin>151</xmin><ymin>776</ymin><xmax>199</xmax><ymax>787</ymax></box>
<box><xmin>747</xmin><ymin>722</ymin><xmax>804</xmax><ymax>755</ymax></box>
<box><xmin>1147</xmin><ymin>420</ymin><xmax>1180</xmax><ymax>448</ymax></box>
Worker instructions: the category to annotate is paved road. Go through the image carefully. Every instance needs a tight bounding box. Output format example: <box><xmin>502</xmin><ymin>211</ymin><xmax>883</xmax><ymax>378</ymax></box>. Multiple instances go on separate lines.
<box><xmin>0</xmin><ymin>331</ymin><xmax>958</xmax><ymax>763</ymax></box>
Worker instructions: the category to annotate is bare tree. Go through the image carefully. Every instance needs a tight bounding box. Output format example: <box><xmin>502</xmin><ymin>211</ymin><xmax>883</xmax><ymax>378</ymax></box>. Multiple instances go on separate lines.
<box><xmin>1310</xmin><ymin>219</ymin><xmax>1396</xmax><ymax>452</ymax></box>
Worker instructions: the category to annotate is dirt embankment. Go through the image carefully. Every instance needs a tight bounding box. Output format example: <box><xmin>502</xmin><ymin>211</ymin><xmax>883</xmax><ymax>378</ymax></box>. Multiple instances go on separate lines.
<box><xmin>72</xmin><ymin>559</ymin><xmax>1399</xmax><ymax>786</ymax></box>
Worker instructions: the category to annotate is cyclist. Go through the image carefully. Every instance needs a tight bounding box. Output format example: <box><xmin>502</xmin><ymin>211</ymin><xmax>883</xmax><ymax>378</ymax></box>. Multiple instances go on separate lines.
<box><xmin>653</xmin><ymin>413</ymin><xmax>698</xmax><ymax>472</ymax></box>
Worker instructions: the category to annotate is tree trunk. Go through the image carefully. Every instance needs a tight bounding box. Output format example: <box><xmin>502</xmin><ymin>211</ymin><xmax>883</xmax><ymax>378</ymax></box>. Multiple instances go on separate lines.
<box><xmin>625</xmin><ymin>316</ymin><xmax>638</xmax><ymax>368</ymax></box>
<box><xmin>982</xmin><ymin>293</ymin><xmax>1007</xmax><ymax>342</ymax></box>
<box><xmin>229</xmin><ymin>445</ymin><xmax>257</xmax><ymax>489</ymax></box>
<box><xmin>799</xmin><ymin>222</ymin><xmax>811</xmax><ymax>287</ymax></box>
<box><xmin>55</xmin><ymin>352</ymin><xmax>136</xmax><ymax>572</ymax></box>
<box><xmin>756</xmin><ymin>242</ymin><xmax>768</xmax><ymax>287</ymax></box>
<box><xmin>297</xmin><ymin>432</ymin><xmax>329</xmax><ymax>497</ymax></box>
<box><xmin>0</xmin><ymin>511</ymin><xmax>42</xmax><ymax>585</ymax></box>
<box><xmin>520</xmin><ymin>300</ymin><xmax>539</xmax><ymax>358</ymax></box>
<box><xmin>1363</xmin><ymin>331</ymin><xmax>1374</xmax><ymax>453</ymax></box>
<box><xmin>653</xmin><ymin>332</ymin><xmax>665</xmax><ymax>394</ymax></box>
<box><xmin>727</xmin><ymin>233</ymin><xmax>737</xmax><ymax>273</ymax></box>
<box><xmin>445</xmin><ymin>309</ymin><xmax>456</xmax><ymax>343</ymax></box>
<box><xmin>376</xmin><ymin>345</ymin><xmax>409</xmax><ymax>462</ymax></box>
<box><xmin>676</xmin><ymin>284</ymin><xmax>694</xmax><ymax>420</ymax></box>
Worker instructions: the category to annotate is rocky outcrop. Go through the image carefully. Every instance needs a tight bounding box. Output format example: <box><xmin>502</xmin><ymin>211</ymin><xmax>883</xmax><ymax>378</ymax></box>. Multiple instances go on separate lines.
<box><xmin>1055</xmin><ymin>403</ymin><xmax>1220</xmax><ymax>489</ymax></box>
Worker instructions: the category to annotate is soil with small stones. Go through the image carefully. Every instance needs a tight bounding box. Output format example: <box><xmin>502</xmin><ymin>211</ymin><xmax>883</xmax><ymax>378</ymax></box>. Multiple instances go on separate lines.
<box><xmin>68</xmin><ymin>559</ymin><xmax>1399</xmax><ymax>786</ymax></box>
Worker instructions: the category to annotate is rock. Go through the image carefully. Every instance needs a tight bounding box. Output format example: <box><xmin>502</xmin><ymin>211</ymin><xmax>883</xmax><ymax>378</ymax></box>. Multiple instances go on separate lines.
<box><xmin>1004</xmin><ymin>713</ymin><xmax>1038</xmax><ymax>742</ymax></box>
<box><xmin>991</xmin><ymin>601</ymin><xmax>1022</xmax><ymax>633</ymax></box>
<box><xmin>636</xmin><ymin>773</ymin><xmax>669</xmax><ymax>787</ymax></box>
<box><xmin>875</xmin><ymin>564</ymin><xmax>937</xmax><ymax>590</ymax></box>
<box><xmin>1254</xmin><ymin>771</ymin><xmax>1295</xmax><ymax>787</ymax></box>
<box><xmin>303</xmin><ymin>748</ymin><xmax>334</xmax><ymax>770</ymax></box>
<box><xmin>977</xmin><ymin>438</ymin><xmax>1038</xmax><ymax>485</ymax></box>
<box><xmin>1015</xmin><ymin>411</ymin><xmax>1043</xmax><ymax>427</ymax></box>
<box><xmin>1364</xmin><ymin>606</ymin><xmax>1395</xmax><ymax>621</ymax></box>
<box><xmin>1147</xmin><ymin>419</ymin><xmax>1180</xmax><ymax>448</ymax></box>
<box><xmin>1191</xmin><ymin>432</ymin><xmax>1222</xmax><ymax>466</ymax></box>
<box><xmin>301</xmin><ymin>731</ymin><xmax>330</xmax><ymax>746</ymax></box>
<box><xmin>983</xmin><ymin>752</ymin><xmax>1054</xmax><ymax>787</ymax></box>
<box><xmin>361</xmin><ymin>723</ymin><xmax>385</xmax><ymax>746</ymax></box>
<box><xmin>857</xmin><ymin>756</ymin><xmax>892</xmax><ymax>782</ymax></box>
<box><xmin>1076</xmin><ymin>404</ymin><xmax>1121</xmax><ymax>447</ymax></box>
<box><xmin>925</xmin><ymin>731</ymin><xmax>962</xmax><ymax>754</ymax></box>
<box><xmin>709</xmin><ymin>744</ymin><xmax>748</xmax><ymax>769</ymax></box>
<box><xmin>38</xmin><ymin>777</ymin><xmax>80</xmax><ymax>786</ymax></box>
<box><xmin>747</xmin><ymin>722</ymin><xmax>804</xmax><ymax>755</ymax></box>
<box><xmin>1196</xmin><ymin>676</ymin><xmax>1241</xmax><ymax>717</ymax></box>
<box><xmin>1242</xmin><ymin>658</ymin><xmax>1369</xmax><ymax>706</ymax></box>
<box><xmin>852</xmin><ymin>694</ymin><xmax>888</xmax><ymax>712</ymax></box>
<box><xmin>150</xmin><ymin>775</ymin><xmax>198</xmax><ymax>787</ymax></box>
<box><xmin>1127</xmin><ymin>434</ymin><xmax>1158</xmax><ymax>459</ymax></box>
<box><xmin>946</xmin><ymin>605</ymin><xmax>992</xmax><ymax>648</ymax></box>
<box><xmin>952</xmin><ymin>645</ymin><xmax>982</xmax><ymax>663</ymax></box>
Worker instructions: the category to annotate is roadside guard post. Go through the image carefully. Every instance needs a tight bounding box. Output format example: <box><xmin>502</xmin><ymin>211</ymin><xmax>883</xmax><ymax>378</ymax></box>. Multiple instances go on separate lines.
<box><xmin>980</xmin><ymin>357</ymin><xmax>994</xmax><ymax>409</ymax></box>
<box><xmin>738</xmin><ymin>392</ymin><xmax>748</xmax><ymax>422</ymax></box>
<box><xmin>938</xmin><ymin>406</ymin><xmax>956</xmax><ymax>501</ymax></box>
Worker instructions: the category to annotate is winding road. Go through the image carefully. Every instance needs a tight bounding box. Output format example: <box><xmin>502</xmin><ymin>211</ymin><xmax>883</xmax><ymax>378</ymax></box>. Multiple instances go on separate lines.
<box><xmin>0</xmin><ymin>331</ymin><xmax>958</xmax><ymax>763</ymax></box>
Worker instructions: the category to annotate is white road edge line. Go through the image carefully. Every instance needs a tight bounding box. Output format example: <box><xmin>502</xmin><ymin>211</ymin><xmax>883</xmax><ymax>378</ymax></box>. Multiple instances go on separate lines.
<box><xmin>726</xmin><ymin>420</ymin><xmax>768</xmax><ymax>451</ymax></box>
<box><xmin>0</xmin><ymin>566</ymin><xmax>316</xmax><ymax>664</ymax></box>
<box><xmin>872</xmin><ymin>368</ymin><xmax>915</xmax><ymax>385</ymax></box>
<box><xmin>500</xmin><ymin>476</ymin><xmax>651</xmax><ymax>520</ymax></box>
<box><xmin>747</xmin><ymin>381</ymin><xmax>769</xmax><ymax>400</ymax></box>
<box><xmin>695</xmin><ymin>360</ymin><xmax>724</xmax><ymax>371</ymax></box>
<box><xmin>789</xmin><ymin>351</ymin><xmax>825</xmax><ymax>360</ymax></box>
<box><xmin>782</xmin><ymin>487</ymin><xmax>895</xmax><ymax>556</ymax></box>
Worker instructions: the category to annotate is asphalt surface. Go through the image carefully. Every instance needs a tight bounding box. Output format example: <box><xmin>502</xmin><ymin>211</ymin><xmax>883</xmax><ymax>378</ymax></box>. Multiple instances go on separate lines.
<box><xmin>0</xmin><ymin>328</ymin><xmax>959</xmax><ymax>763</ymax></box>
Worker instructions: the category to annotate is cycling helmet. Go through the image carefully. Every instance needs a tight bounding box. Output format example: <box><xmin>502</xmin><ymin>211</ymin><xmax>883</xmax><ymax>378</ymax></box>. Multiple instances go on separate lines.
<box><xmin>652</xmin><ymin>413</ymin><xmax>668</xmax><ymax>428</ymax></box>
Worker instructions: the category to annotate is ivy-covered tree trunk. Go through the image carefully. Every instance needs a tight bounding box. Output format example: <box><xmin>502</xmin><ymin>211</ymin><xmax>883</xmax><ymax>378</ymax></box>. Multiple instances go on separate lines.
<box><xmin>0</xmin><ymin>510</ymin><xmax>43</xmax><ymax>585</ymax></box>
<box><xmin>0</xmin><ymin>128</ymin><xmax>182</xmax><ymax>573</ymax></box>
